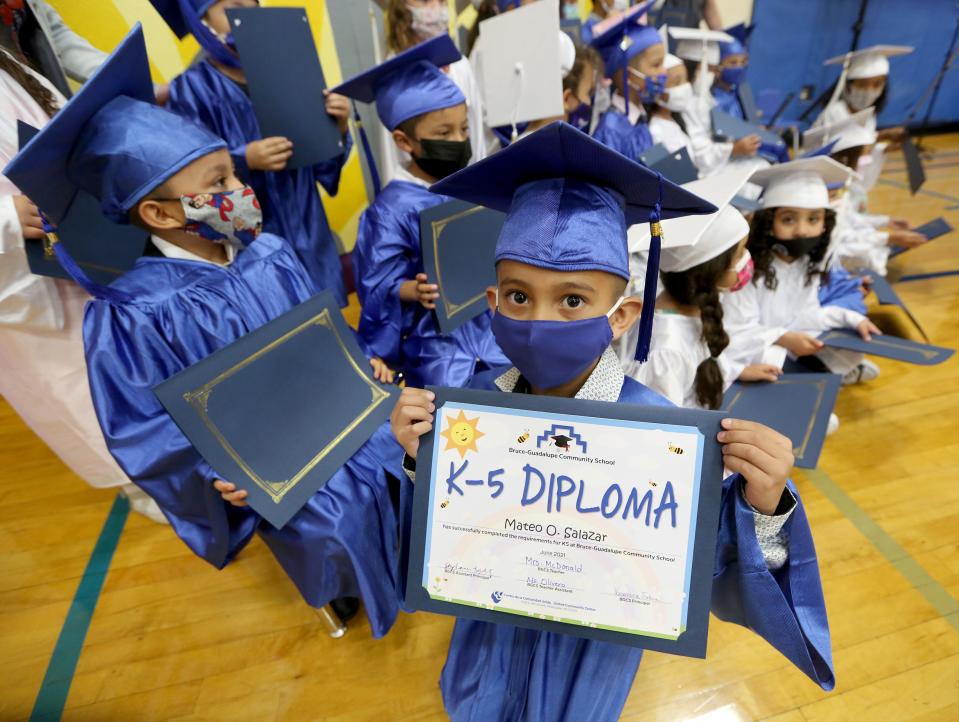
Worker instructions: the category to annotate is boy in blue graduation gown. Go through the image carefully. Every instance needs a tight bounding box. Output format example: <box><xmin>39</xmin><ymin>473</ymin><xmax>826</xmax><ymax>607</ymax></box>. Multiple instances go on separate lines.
<box><xmin>332</xmin><ymin>36</ymin><xmax>507</xmax><ymax>388</ymax></box>
<box><xmin>588</xmin><ymin>1</ymin><xmax>663</xmax><ymax>162</ymax></box>
<box><xmin>4</xmin><ymin>27</ymin><xmax>405</xmax><ymax>634</ymax></box>
<box><xmin>155</xmin><ymin>0</ymin><xmax>353</xmax><ymax>306</ymax></box>
<box><xmin>711</xmin><ymin>24</ymin><xmax>751</xmax><ymax>120</ymax></box>
<box><xmin>391</xmin><ymin>123</ymin><xmax>834</xmax><ymax>721</ymax></box>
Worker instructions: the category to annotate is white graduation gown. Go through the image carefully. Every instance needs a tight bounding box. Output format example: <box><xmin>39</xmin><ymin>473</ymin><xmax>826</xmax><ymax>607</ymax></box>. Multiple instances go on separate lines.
<box><xmin>721</xmin><ymin>256</ymin><xmax>866</xmax><ymax>375</ymax></box>
<box><xmin>831</xmin><ymin>192</ymin><xmax>891</xmax><ymax>276</ymax></box>
<box><xmin>0</xmin><ymin>54</ymin><xmax>128</xmax><ymax>490</ymax></box>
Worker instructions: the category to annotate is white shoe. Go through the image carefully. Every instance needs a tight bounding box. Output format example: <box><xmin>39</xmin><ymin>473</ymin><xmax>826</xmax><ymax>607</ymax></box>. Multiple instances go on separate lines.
<box><xmin>842</xmin><ymin>359</ymin><xmax>880</xmax><ymax>385</ymax></box>
<box><xmin>826</xmin><ymin>413</ymin><xmax>839</xmax><ymax>436</ymax></box>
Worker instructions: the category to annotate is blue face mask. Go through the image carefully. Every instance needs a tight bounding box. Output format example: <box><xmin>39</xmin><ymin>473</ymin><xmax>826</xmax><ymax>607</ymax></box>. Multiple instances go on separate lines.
<box><xmin>567</xmin><ymin>100</ymin><xmax>593</xmax><ymax>131</ymax></box>
<box><xmin>628</xmin><ymin>68</ymin><xmax>667</xmax><ymax>105</ymax></box>
<box><xmin>491</xmin><ymin>297</ymin><xmax>625</xmax><ymax>390</ymax></box>
<box><xmin>720</xmin><ymin>66</ymin><xmax>747</xmax><ymax>87</ymax></box>
<box><xmin>562</xmin><ymin>3</ymin><xmax>580</xmax><ymax>19</ymax></box>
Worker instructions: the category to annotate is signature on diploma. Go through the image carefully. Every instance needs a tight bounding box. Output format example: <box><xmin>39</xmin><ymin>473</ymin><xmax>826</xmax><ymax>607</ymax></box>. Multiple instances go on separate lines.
<box><xmin>444</xmin><ymin>562</ymin><xmax>494</xmax><ymax>579</ymax></box>
<box><xmin>615</xmin><ymin>588</ymin><xmax>665</xmax><ymax>604</ymax></box>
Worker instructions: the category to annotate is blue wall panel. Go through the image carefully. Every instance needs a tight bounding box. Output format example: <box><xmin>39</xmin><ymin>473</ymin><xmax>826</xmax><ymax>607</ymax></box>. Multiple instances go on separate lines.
<box><xmin>747</xmin><ymin>0</ymin><xmax>959</xmax><ymax>130</ymax></box>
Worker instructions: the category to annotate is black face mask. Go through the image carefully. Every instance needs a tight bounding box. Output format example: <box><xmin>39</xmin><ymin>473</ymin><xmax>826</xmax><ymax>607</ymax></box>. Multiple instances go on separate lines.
<box><xmin>770</xmin><ymin>233</ymin><xmax>826</xmax><ymax>260</ymax></box>
<box><xmin>413</xmin><ymin>137</ymin><xmax>471</xmax><ymax>180</ymax></box>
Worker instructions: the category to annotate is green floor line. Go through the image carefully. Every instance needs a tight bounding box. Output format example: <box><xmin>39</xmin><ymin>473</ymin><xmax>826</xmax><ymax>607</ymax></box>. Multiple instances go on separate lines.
<box><xmin>802</xmin><ymin>468</ymin><xmax>959</xmax><ymax>633</ymax></box>
<box><xmin>30</xmin><ymin>493</ymin><xmax>129</xmax><ymax>722</ymax></box>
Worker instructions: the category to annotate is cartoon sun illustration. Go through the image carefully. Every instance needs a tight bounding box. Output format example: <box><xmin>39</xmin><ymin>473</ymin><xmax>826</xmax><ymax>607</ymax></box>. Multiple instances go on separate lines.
<box><xmin>440</xmin><ymin>409</ymin><xmax>485</xmax><ymax>458</ymax></box>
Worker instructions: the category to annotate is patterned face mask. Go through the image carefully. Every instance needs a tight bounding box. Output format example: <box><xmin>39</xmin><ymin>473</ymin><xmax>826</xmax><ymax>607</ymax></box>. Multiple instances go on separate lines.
<box><xmin>178</xmin><ymin>186</ymin><xmax>262</xmax><ymax>247</ymax></box>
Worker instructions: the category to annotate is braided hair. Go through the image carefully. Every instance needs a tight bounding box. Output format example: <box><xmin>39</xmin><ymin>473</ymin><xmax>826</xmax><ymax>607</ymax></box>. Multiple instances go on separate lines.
<box><xmin>0</xmin><ymin>48</ymin><xmax>59</xmax><ymax>118</ymax></box>
<box><xmin>659</xmin><ymin>244</ymin><xmax>739</xmax><ymax>410</ymax></box>
<box><xmin>747</xmin><ymin>207</ymin><xmax>836</xmax><ymax>291</ymax></box>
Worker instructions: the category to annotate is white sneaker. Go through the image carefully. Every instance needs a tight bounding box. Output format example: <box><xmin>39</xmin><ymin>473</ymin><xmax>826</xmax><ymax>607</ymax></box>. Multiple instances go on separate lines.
<box><xmin>842</xmin><ymin>359</ymin><xmax>881</xmax><ymax>385</ymax></box>
<box><xmin>826</xmin><ymin>413</ymin><xmax>839</xmax><ymax>436</ymax></box>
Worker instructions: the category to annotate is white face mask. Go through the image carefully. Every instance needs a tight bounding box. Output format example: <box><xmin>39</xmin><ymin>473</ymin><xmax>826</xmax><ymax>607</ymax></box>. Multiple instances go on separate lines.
<box><xmin>410</xmin><ymin>4</ymin><xmax>449</xmax><ymax>40</ymax></box>
<box><xmin>845</xmin><ymin>84</ymin><xmax>883</xmax><ymax>111</ymax></box>
<box><xmin>660</xmin><ymin>82</ymin><xmax>693</xmax><ymax>112</ymax></box>
<box><xmin>610</xmin><ymin>0</ymin><xmax>630</xmax><ymax>12</ymax></box>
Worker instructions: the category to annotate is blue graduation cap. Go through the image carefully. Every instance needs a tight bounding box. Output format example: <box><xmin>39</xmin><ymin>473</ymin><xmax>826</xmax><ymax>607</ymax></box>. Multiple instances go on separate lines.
<box><xmin>332</xmin><ymin>34</ymin><xmax>464</xmax><ymax>197</ymax></box>
<box><xmin>496</xmin><ymin>0</ymin><xmax>521</xmax><ymax>9</ymax></box>
<box><xmin>3</xmin><ymin>24</ymin><xmax>226</xmax><ymax>301</ymax></box>
<box><xmin>719</xmin><ymin>22</ymin><xmax>752</xmax><ymax>58</ymax></box>
<box><xmin>148</xmin><ymin>0</ymin><xmax>242</xmax><ymax>67</ymax></box>
<box><xmin>589</xmin><ymin>0</ymin><xmax>660</xmax><ymax>78</ymax></box>
<box><xmin>430</xmin><ymin>121</ymin><xmax>717</xmax><ymax>362</ymax></box>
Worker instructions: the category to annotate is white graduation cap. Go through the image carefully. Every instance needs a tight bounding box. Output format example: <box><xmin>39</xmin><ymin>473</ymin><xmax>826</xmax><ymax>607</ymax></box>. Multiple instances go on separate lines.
<box><xmin>668</xmin><ymin>26</ymin><xmax>733</xmax><ymax>65</ymax></box>
<box><xmin>803</xmin><ymin>108</ymin><xmax>877</xmax><ymax>153</ymax></box>
<box><xmin>750</xmin><ymin>156</ymin><xmax>860</xmax><ymax>210</ymax></box>
<box><xmin>824</xmin><ymin>44</ymin><xmax>913</xmax><ymax>80</ymax></box>
<box><xmin>664</xmin><ymin>52</ymin><xmax>683</xmax><ymax>70</ymax></box>
<box><xmin>559</xmin><ymin>29</ymin><xmax>576</xmax><ymax>78</ymax></box>
<box><xmin>479</xmin><ymin>0</ymin><xmax>564</xmax><ymax>129</ymax></box>
<box><xmin>628</xmin><ymin>165</ymin><xmax>754</xmax><ymax>272</ymax></box>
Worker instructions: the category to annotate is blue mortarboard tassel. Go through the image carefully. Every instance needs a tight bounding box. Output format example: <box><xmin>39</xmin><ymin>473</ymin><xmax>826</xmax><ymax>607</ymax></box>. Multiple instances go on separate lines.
<box><xmin>40</xmin><ymin>212</ymin><xmax>133</xmax><ymax>304</ymax></box>
<box><xmin>634</xmin><ymin>172</ymin><xmax>664</xmax><ymax>363</ymax></box>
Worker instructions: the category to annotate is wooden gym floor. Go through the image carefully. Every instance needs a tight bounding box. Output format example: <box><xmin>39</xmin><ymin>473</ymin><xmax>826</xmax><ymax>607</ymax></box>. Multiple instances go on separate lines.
<box><xmin>2</xmin><ymin>136</ymin><xmax>958</xmax><ymax>722</ymax></box>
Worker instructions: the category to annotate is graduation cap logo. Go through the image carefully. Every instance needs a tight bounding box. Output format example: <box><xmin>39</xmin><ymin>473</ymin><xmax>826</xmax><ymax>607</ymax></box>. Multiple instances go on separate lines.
<box><xmin>535</xmin><ymin>424</ymin><xmax>588</xmax><ymax>454</ymax></box>
<box><xmin>440</xmin><ymin>410</ymin><xmax>485</xmax><ymax>459</ymax></box>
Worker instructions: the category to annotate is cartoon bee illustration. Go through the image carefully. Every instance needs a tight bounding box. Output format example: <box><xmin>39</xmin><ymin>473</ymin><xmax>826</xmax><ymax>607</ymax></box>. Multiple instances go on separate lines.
<box><xmin>517</xmin><ymin>429</ymin><xmax>530</xmax><ymax>444</ymax></box>
<box><xmin>440</xmin><ymin>499</ymin><xmax>450</xmax><ymax>509</ymax></box>
<box><xmin>667</xmin><ymin>442</ymin><xmax>684</xmax><ymax>455</ymax></box>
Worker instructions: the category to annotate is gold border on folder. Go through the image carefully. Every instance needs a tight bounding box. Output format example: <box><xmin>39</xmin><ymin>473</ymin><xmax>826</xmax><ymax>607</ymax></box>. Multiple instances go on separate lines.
<box><xmin>431</xmin><ymin>205</ymin><xmax>491</xmax><ymax>320</ymax></box>
<box><xmin>182</xmin><ymin>309</ymin><xmax>391</xmax><ymax>504</ymax></box>
<box><xmin>725</xmin><ymin>378</ymin><xmax>827</xmax><ymax>462</ymax></box>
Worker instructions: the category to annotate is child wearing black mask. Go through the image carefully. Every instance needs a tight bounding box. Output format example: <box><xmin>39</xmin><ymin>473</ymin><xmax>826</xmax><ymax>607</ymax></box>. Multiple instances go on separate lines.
<box><xmin>722</xmin><ymin>158</ymin><xmax>882</xmax><ymax>386</ymax></box>
<box><xmin>333</xmin><ymin>35</ymin><xmax>507</xmax><ymax>388</ymax></box>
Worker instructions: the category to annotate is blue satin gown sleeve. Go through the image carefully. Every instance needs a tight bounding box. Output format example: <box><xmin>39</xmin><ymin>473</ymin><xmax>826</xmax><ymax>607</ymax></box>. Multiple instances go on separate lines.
<box><xmin>83</xmin><ymin>301</ymin><xmax>258</xmax><ymax>569</ymax></box>
<box><xmin>818</xmin><ymin>265</ymin><xmax>867</xmax><ymax>315</ymax></box>
<box><xmin>712</xmin><ymin>85</ymin><xmax>744</xmax><ymax>119</ymax></box>
<box><xmin>353</xmin><ymin>201</ymin><xmax>419</xmax><ymax>366</ymax></box>
<box><xmin>312</xmin><ymin>131</ymin><xmax>353</xmax><ymax>195</ymax></box>
<box><xmin>712</xmin><ymin>475</ymin><xmax>835</xmax><ymax>689</ymax></box>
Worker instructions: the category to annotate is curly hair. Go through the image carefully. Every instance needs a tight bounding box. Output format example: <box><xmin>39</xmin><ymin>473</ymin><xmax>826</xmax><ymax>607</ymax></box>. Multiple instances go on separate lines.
<box><xmin>659</xmin><ymin>244</ymin><xmax>738</xmax><ymax>410</ymax></box>
<box><xmin>0</xmin><ymin>48</ymin><xmax>59</xmax><ymax>118</ymax></box>
<box><xmin>385</xmin><ymin>0</ymin><xmax>419</xmax><ymax>54</ymax></box>
<box><xmin>747</xmin><ymin>207</ymin><xmax>836</xmax><ymax>291</ymax></box>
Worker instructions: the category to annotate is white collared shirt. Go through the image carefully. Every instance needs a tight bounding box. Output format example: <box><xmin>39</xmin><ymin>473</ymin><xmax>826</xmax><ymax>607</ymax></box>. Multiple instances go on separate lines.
<box><xmin>151</xmin><ymin>235</ymin><xmax>236</xmax><ymax>267</ymax></box>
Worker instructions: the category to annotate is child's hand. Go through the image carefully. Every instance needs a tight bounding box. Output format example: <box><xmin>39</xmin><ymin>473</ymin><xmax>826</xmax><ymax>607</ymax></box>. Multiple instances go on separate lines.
<box><xmin>369</xmin><ymin>357</ymin><xmax>395</xmax><ymax>384</ymax></box>
<box><xmin>776</xmin><ymin>331</ymin><xmax>824</xmax><ymax>357</ymax></box>
<box><xmin>246</xmin><ymin>137</ymin><xmax>294</xmax><ymax>171</ymax></box>
<box><xmin>887</xmin><ymin>217</ymin><xmax>910</xmax><ymax>231</ymax></box>
<box><xmin>323</xmin><ymin>89</ymin><xmax>351</xmax><ymax>135</ymax></box>
<box><xmin>719</xmin><ymin>418</ymin><xmax>794</xmax><ymax>515</ymax></box>
<box><xmin>153</xmin><ymin>82</ymin><xmax>170</xmax><ymax>107</ymax></box>
<box><xmin>859</xmin><ymin>275</ymin><xmax>873</xmax><ymax>297</ymax></box>
<box><xmin>887</xmin><ymin>229</ymin><xmax>927</xmax><ymax>249</ymax></box>
<box><xmin>390</xmin><ymin>387</ymin><xmax>435</xmax><ymax>459</ymax></box>
<box><xmin>857</xmin><ymin>318</ymin><xmax>882</xmax><ymax>341</ymax></box>
<box><xmin>13</xmin><ymin>195</ymin><xmax>44</xmax><ymax>240</ymax></box>
<box><xmin>739</xmin><ymin>364</ymin><xmax>783</xmax><ymax>383</ymax></box>
<box><xmin>399</xmin><ymin>273</ymin><xmax>440</xmax><ymax>309</ymax></box>
<box><xmin>732</xmin><ymin>135</ymin><xmax>761</xmax><ymax>157</ymax></box>
<box><xmin>213</xmin><ymin>479</ymin><xmax>248</xmax><ymax>507</ymax></box>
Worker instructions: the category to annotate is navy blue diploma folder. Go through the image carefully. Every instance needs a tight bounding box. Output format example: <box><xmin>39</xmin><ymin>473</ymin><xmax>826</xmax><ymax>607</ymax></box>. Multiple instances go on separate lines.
<box><xmin>419</xmin><ymin>199</ymin><xmax>505</xmax><ymax>334</ymax></box>
<box><xmin>889</xmin><ymin>217</ymin><xmax>953</xmax><ymax>258</ymax></box>
<box><xmin>154</xmin><ymin>291</ymin><xmax>398</xmax><ymax>529</ymax></box>
<box><xmin>225</xmin><ymin>7</ymin><xmax>344</xmax><ymax>169</ymax></box>
<box><xmin>722</xmin><ymin>373</ymin><xmax>840</xmax><ymax>469</ymax></box>
<box><xmin>17</xmin><ymin>122</ymin><xmax>145</xmax><ymax>285</ymax></box>
<box><xmin>405</xmin><ymin>387</ymin><xmax>726</xmax><ymax>658</ymax></box>
<box><xmin>639</xmin><ymin>144</ymin><xmax>698</xmax><ymax>184</ymax></box>
<box><xmin>710</xmin><ymin>108</ymin><xmax>785</xmax><ymax>150</ymax></box>
<box><xmin>819</xmin><ymin>328</ymin><xmax>953</xmax><ymax>366</ymax></box>
<box><xmin>862</xmin><ymin>271</ymin><xmax>929</xmax><ymax>341</ymax></box>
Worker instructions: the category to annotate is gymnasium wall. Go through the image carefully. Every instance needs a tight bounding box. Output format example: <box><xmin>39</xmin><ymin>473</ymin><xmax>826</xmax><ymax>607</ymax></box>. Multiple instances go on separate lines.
<box><xmin>747</xmin><ymin>0</ymin><xmax>959</xmax><ymax>130</ymax></box>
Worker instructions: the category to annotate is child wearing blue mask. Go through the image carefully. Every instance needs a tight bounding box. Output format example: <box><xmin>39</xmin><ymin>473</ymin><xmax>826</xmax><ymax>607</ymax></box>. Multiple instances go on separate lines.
<box><xmin>391</xmin><ymin>122</ymin><xmax>834</xmax><ymax>721</ymax></box>
<box><xmin>152</xmin><ymin>0</ymin><xmax>354</xmax><ymax>306</ymax></box>
<box><xmin>333</xmin><ymin>35</ymin><xmax>507</xmax><ymax>389</ymax></box>
<box><xmin>6</xmin><ymin>28</ymin><xmax>406</xmax><ymax>633</ymax></box>
<box><xmin>711</xmin><ymin>23</ymin><xmax>751</xmax><ymax>119</ymax></box>
<box><xmin>588</xmin><ymin>1</ymin><xmax>666</xmax><ymax>163</ymax></box>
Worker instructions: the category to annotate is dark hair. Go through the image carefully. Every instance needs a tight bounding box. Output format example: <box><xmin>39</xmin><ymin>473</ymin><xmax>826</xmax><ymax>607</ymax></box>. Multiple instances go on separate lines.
<box><xmin>830</xmin><ymin>146</ymin><xmax>865</xmax><ymax>171</ymax></box>
<box><xmin>565</xmin><ymin>44</ymin><xmax>602</xmax><ymax>97</ymax></box>
<box><xmin>659</xmin><ymin>244</ymin><xmax>738</xmax><ymax>410</ymax></box>
<box><xmin>467</xmin><ymin>0</ymin><xmax>500</xmax><ymax>55</ymax></box>
<box><xmin>385</xmin><ymin>0</ymin><xmax>418</xmax><ymax>54</ymax></box>
<box><xmin>0</xmin><ymin>49</ymin><xmax>59</xmax><ymax>118</ymax></box>
<box><xmin>747</xmin><ymin>207</ymin><xmax>836</xmax><ymax>290</ymax></box>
